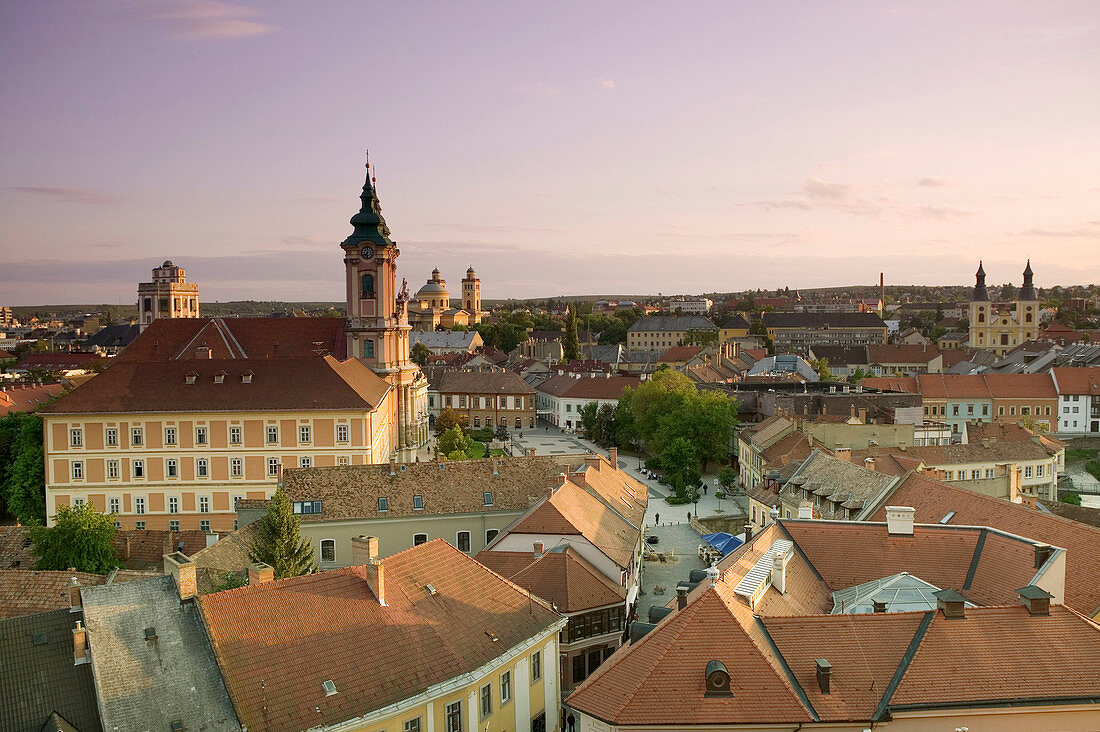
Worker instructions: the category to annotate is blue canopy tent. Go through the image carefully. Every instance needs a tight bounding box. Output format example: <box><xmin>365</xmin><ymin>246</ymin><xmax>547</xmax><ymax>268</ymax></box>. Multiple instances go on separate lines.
<box><xmin>701</xmin><ymin>532</ymin><xmax>744</xmax><ymax>555</ymax></box>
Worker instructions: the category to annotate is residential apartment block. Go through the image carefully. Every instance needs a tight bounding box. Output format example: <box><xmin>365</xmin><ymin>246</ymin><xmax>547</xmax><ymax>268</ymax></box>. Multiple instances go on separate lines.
<box><xmin>761</xmin><ymin>311</ymin><xmax>888</xmax><ymax>354</ymax></box>
<box><xmin>625</xmin><ymin>315</ymin><xmax>716</xmax><ymax>351</ymax></box>
<box><xmin>1052</xmin><ymin>366</ymin><xmax>1100</xmax><ymax>435</ymax></box>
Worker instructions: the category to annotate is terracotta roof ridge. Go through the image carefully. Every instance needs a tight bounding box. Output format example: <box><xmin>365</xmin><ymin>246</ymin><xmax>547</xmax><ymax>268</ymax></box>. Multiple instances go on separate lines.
<box><xmin>438</xmin><ymin>539</ymin><xmax>559</xmax><ymax>615</ymax></box>
<box><xmin>871</xmin><ymin>610</ymin><xmax>936</xmax><ymax>722</ymax></box>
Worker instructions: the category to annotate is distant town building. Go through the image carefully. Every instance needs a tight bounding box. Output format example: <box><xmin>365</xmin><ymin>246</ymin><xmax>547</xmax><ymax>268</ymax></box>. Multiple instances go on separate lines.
<box><xmin>625</xmin><ymin>315</ymin><xmax>716</xmax><ymax>351</ymax></box>
<box><xmin>137</xmin><ymin>260</ymin><xmax>199</xmax><ymax>332</ymax></box>
<box><xmin>408</xmin><ymin>266</ymin><xmax>488</xmax><ymax>330</ymax></box>
<box><xmin>760</xmin><ymin>311</ymin><xmax>888</xmax><ymax>354</ymax></box>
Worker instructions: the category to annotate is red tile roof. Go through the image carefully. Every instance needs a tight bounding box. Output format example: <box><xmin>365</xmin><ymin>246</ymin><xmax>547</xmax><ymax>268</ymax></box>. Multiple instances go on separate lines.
<box><xmin>1051</xmin><ymin>366</ymin><xmax>1100</xmax><ymax>395</ymax></box>
<box><xmin>117</xmin><ymin>316</ymin><xmax>347</xmax><ymax>362</ymax></box>
<box><xmin>867</xmin><ymin>472</ymin><xmax>1100</xmax><ymax>617</ymax></box>
<box><xmin>0</xmin><ymin>383</ymin><xmax>64</xmax><ymax>415</ymax></box>
<box><xmin>200</xmin><ymin>540</ymin><xmax>562</xmax><ymax>732</ymax></box>
<box><xmin>535</xmin><ymin>374</ymin><xmax>641</xmax><ymax>400</ymax></box>
<box><xmin>476</xmin><ymin>545</ymin><xmax>627</xmax><ymax>613</ymax></box>
<box><xmin>982</xmin><ymin>373</ymin><xmax>1057</xmax><ymax>399</ymax></box>
<box><xmin>111</xmin><ymin>529</ymin><xmax>211</xmax><ymax>569</ymax></box>
<box><xmin>40</xmin><ymin>355</ymin><xmax>390</xmax><ymax>414</ymax></box>
<box><xmin>917</xmin><ymin>374</ymin><xmax>991</xmax><ymax>400</ymax></box>
<box><xmin>866</xmin><ymin>344</ymin><xmax>940</xmax><ymax>364</ymax></box>
<box><xmin>0</xmin><ymin>569</ymin><xmax>152</xmax><ymax>620</ymax></box>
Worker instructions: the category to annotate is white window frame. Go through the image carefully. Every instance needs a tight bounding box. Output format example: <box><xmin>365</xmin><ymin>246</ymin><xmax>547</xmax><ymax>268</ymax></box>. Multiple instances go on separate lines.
<box><xmin>199</xmin><ymin>496</ymin><xmax>210</xmax><ymax>513</ymax></box>
<box><xmin>231</xmin><ymin>458</ymin><xmax>243</xmax><ymax>477</ymax></box>
<box><xmin>134</xmin><ymin>497</ymin><xmax>146</xmax><ymax>515</ymax></box>
<box><xmin>266</xmin><ymin>425</ymin><xmax>279</xmax><ymax>444</ymax></box>
<box><xmin>199</xmin><ymin>519</ymin><xmax>210</xmax><ymax>532</ymax></box>
<box><xmin>169</xmin><ymin>520</ymin><xmax>180</xmax><ymax>532</ymax></box>
<box><xmin>230</xmin><ymin>426</ymin><xmax>242</xmax><ymax>444</ymax></box>
<box><xmin>267</xmin><ymin>458</ymin><xmax>280</xmax><ymax>476</ymax></box>
<box><xmin>166</xmin><ymin>458</ymin><xmax>178</xmax><ymax>478</ymax></box>
<box><xmin>195</xmin><ymin>426</ymin><xmax>208</xmax><ymax>445</ymax></box>
<box><xmin>500</xmin><ymin>671</ymin><xmax>512</xmax><ymax>704</ymax></box>
<box><xmin>132</xmin><ymin>459</ymin><xmax>145</xmax><ymax>479</ymax></box>
<box><xmin>70</xmin><ymin>428</ymin><xmax>82</xmax><ymax>447</ymax></box>
<box><xmin>319</xmin><ymin>538</ymin><xmax>336</xmax><ymax>563</ymax></box>
<box><xmin>300</xmin><ymin>456</ymin><xmax>312</xmax><ymax>468</ymax></box>
<box><xmin>456</xmin><ymin>530</ymin><xmax>471</xmax><ymax>553</ymax></box>
<box><xmin>168</xmin><ymin>496</ymin><xmax>179</xmax><ymax>514</ymax></box>
<box><xmin>196</xmin><ymin>458</ymin><xmax>209</xmax><ymax>478</ymax></box>
<box><xmin>105</xmin><ymin>428</ymin><xmax>118</xmax><ymax>446</ymax></box>
<box><xmin>131</xmin><ymin>427</ymin><xmax>143</xmax><ymax>446</ymax></box>
<box><xmin>71</xmin><ymin>461</ymin><xmax>83</xmax><ymax>480</ymax></box>
<box><xmin>337</xmin><ymin>424</ymin><xmax>349</xmax><ymax>443</ymax></box>
<box><xmin>108</xmin><ymin>497</ymin><xmax>120</xmax><ymax>514</ymax></box>
<box><xmin>299</xmin><ymin>425</ymin><xmax>312</xmax><ymax>444</ymax></box>
<box><xmin>165</xmin><ymin>427</ymin><xmax>177</xmax><ymax>445</ymax></box>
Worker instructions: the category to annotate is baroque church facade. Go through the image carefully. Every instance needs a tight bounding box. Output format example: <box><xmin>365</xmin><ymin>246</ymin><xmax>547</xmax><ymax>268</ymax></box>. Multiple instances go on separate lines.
<box><xmin>968</xmin><ymin>260</ymin><xmax>1040</xmax><ymax>356</ymax></box>
<box><xmin>407</xmin><ymin>266</ymin><xmax>487</xmax><ymax>331</ymax></box>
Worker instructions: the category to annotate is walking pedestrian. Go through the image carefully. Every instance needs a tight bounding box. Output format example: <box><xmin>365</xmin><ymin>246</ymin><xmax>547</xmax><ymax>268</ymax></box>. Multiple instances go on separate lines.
<box><xmin>687</xmin><ymin>511</ymin><xmax>691</xmax><ymax>523</ymax></box>
<box><xmin>655</xmin><ymin>512</ymin><xmax>660</xmax><ymax>525</ymax></box>
<box><xmin>703</xmin><ymin>484</ymin><xmax>708</xmax><ymax>495</ymax></box>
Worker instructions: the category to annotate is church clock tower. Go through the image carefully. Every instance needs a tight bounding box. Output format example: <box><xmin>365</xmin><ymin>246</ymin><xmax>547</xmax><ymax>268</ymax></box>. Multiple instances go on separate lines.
<box><xmin>340</xmin><ymin>155</ymin><xmax>428</xmax><ymax>460</ymax></box>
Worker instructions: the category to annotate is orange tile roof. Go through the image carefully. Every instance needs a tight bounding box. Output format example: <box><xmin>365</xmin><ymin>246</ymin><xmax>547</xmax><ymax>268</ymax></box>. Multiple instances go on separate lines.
<box><xmin>117</xmin><ymin>316</ymin><xmax>347</xmax><ymax>362</ymax></box>
<box><xmin>0</xmin><ymin>569</ymin><xmax>153</xmax><ymax>620</ymax></box>
<box><xmin>1052</xmin><ymin>366</ymin><xmax>1100</xmax><ymax>395</ymax></box>
<box><xmin>509</xmin><ymin>480</ymin><xmax>639</xmax><ymax>568</ymax></box>
<box><xmin>867</xmin><ymin>472</ymin><xmax>1100</xmax><ymax>617</ymax></box>
<box><xmin>890</xmin><ymin>605</ymin><xmax>1100</xmax><ymax>709</ymax></box>
<box><xmin>981</xmin><ymin>372</ymin><xmax>1057</xmax><ymax>399</ymax></box>
<box><xmin>0</xmin><ymin>526</ymin><xmax>35</xmax><ymax>570</ymax></box>
<box><xmin>917</xmin><ymin>374</ymin><xmax>992</xmax><ymax>400</ymax></box>
<box><xmin>477</xmin><ymin>545</ymin><xmax>627</xmax><ymax>613</ymax></box>
<box><xmin>200</xmin><ymin>540</ymin><xmax>562</xmax><ymax>732</ymax></box>
<box><xmin>111</xmin><ymin>529</ymin><xmax>211</xmax><ymax>569</ymax></box>
<box><xmin>0</xmin><ymin>383</ymin><xmax>64</xmax><ymax>415</ymax></box>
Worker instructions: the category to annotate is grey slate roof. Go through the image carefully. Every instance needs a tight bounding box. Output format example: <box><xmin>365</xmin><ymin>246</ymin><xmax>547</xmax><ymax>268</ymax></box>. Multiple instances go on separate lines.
<box><xmin>0</xmin><ymin>608</ymin><xmax>101</xmax><ymax>732</ymax></box>
<box><xmin>409</xmin><ymin>331</ymin><xmax>479</xmax><ymax>350</ymax></box>
<box><xmin>626</xmin><ymin>315</ymin><xmax>717</xmax><ymax>333</ymax></box>
<box><xmin>81</xmin><ymin>576</ymin><xmax>240</xmax><ymax>732</ymax></box>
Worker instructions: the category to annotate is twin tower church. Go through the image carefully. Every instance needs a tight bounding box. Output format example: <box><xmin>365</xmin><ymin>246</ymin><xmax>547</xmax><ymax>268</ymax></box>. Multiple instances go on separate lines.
<box><xmin>968</xmin><ymin>260</ymin><xmax>1041</xmax><ymax>356</ymax></box>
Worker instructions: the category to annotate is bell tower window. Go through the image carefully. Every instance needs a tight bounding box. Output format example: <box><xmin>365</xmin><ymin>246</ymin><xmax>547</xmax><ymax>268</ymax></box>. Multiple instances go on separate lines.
<box><xmin>361</xmin><ymin>274</ymin><xmax>374</xmax><ymax>297</ymax></box>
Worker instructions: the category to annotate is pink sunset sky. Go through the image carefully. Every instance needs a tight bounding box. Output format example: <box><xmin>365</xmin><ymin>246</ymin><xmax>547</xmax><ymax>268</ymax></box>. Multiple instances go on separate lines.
<box><xmin>1</xmin><ymin>0</ymin><xmax>1098</xmax><ymax>305</ymax></box>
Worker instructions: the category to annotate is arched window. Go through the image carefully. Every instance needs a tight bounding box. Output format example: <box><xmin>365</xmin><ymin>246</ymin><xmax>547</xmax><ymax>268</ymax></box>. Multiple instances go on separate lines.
<box><xmin>361</xmin><ymin>273</ymin><xmax>374</xmax><ymax>297</ymax></box>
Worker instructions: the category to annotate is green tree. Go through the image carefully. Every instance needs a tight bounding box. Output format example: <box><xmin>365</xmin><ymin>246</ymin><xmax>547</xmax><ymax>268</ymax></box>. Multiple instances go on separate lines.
<box><xmin>28</xmin><ymin>504</ymin><xmax>119</xmax><ymax>573</ymax></box>
<box><xmin>848</xmin><ymin>367</ymin><xmax>870</xmax><ymax>383</ymax></box>
<box><xmin>494</xmin><ymin>423</ymin><xmax>509</xmax><ymax>441</ymax></box>
<box><xmin>411</xmin><ymin>342</ymin><xmax>432</xmax><ymax>368</ymax></box>
<box><xmin>434</xmin><ymin>407</ymin><xmax>469</xmax><ymax>435</ymax></box>
<box><xmin>660</xmin><ymin>438</ymin><xmax>701</xmax><ymax>501</ymax></box>
<box><xmin>717</xmin><ymin>466</ymin><xmax>738</xmax><ymax>489</ymax></box>
<box><xmin>683</xmin><ymin>329</ymin><xmax>718</xmax><ymax>347</ymax></box>
<box><xmin>809</xmin><ymin>358</ymin><xmax>832</xmax><ymax>382</ymax></box>
<box><xmin>747</xmin><ymin>317</ymin><xmax>774</xmax><ymax>351</ymax></box>
<box><xmin>563</xmin><ymin>303</ymin><xmax>580</xmax><ymax>361</ymax></box>
<box><xmin>1060</xmin><ymin>492</ymin><xmax>1082</xmax><ymax>506</ymax></box>
<box><xmin>579</xmin><ymin>401</ymin><xmax>600</xmax><ymax>440</ymax></box>
<box><xmin>249</xmin><ymin>487</ymin><xmax>317</xmax><ymax>579</ymax></box>
<box><xmin>594</xmin><ymin>403</ymin><xmax>617</xmax><ymax>448</ymax></box>
<box><xmin>438</xmin><ymin>425</ymin><xmax>474</xmax><ymax>458</ymax></box>
<box><xmin>1</xmin><ymin>413</ymin><xmax>46</xmax><ymax>525</ymax></box>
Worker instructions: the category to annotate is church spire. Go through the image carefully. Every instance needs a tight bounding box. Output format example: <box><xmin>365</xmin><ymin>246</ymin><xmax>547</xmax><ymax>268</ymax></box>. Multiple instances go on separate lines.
<box><xmin>341</xmin><ymin>152</ymin><xmax>393</xmax><ymax>249</ymax></box>
<box><xmin>1020</xmin><ymin>259</ymin><xmax>1036</xmax><ymax>301</ymax></box>
<box><xmin>972</xmin><ymin>260</ymin><xmax>989</xmax><ymax>301</ymax></box>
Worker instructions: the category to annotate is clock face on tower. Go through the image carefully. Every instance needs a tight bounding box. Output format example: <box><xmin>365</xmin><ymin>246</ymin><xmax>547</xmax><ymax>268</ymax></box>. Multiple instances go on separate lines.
<box><xmin>360</xmin><ymin>246</ymin><xmax>374</xmax><ymax>259</ymax></box>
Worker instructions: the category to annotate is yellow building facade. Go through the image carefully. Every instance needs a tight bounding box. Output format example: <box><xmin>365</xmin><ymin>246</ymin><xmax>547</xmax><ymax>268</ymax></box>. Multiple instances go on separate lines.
<box><xmin>968</xmin><ymin>260</ymin><xmax>1041</xmax><ymax>355</ymax></box>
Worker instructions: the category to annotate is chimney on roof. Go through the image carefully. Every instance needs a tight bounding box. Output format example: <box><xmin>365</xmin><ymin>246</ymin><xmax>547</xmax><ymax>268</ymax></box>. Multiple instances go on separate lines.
<box><xmin>835</xmin><ymin>446</ymin><xmax>851</xmax><ymax>463</ymax></box>
<box><xmin>73</xmin><ymin>620</ymin><xmax>89</xmax><ymax>666</ymax></box>
<box><xmin>676</xmin><ymin>586</ymin><xmax>689</xmax><ymax>610</ymax></box>
<box><xmin>353</xmin><ymin>535</ymin><xmax>385</xmax><ymax>605</ymax></box>
<box><xmin>858</xmin><ymin>408</ymin><xmax>867</xmax><ymax>424</ymax></box>
<box><xmin>1018</xmin><ymin>585</ymin><xmax>1053</xmax><ymax>616</ymax></box>
<box><xmin>533</xmin><ymin>541</ymin><xmax>544</xmax><ymax>559</ymax></box>
<box><xmin>744</xmin><ymin>525</ymin><xmax>754</xmax><ymax>544</ymax></box>
<box><xmin>68</xmin><ymin>577</ymin><xmax>82</xmax><ymax>613</ymax></box>
<box><xmin>195</xmin><ymin>346</ymin><xmax>212</xmax><ymax>359</ymax></box>
<box><xmin>1034</xmin><ymin>543</ymin><xmax>1055</xmax><ymax>569</ymax></box>
<box><xmin>815</xmin><ymin>659</ymin><xmax>832</xmax><ymax>694</ymax></box>
<box><xmin>864</xmin><ymin>457</ymin><xmax>876</xmax><ymax>471</ymax></box>
<box><xmin>885</xmin><ymin>506</ymin><xmax>915</xmax><ymax>536</ymax></box>
<box><xmin>872</xmin><ymin>598</ymin><xmax>887</xmax><ymax>613</ymax></box>
<box><xmin>609</xmin><ymin>447</ymin><xmax>618</xmax><ymax>468</ymax></box>
<box><xmin>771</xmin><ymin>548</ymin><xmax>791</xmax><ymax>594</ymax></box>
<box><xmin>798</xmin><ymin>501</ymin><xmax>813</xmax><ymax>520</ymax></box>
<box><xmin>248</xmin><ymin>562</ymin><xmax>274</xmax><ymax>585</ymax></box>
<box><xmin>163</xmin><ymin>552</ymin><xmax>196</xmax><ymax>601</ymax></box>
<box><xmin>584</xmin><ymin>453</ymin><xmax>600</xmax><ymax>471</ymax></box>
<box><xmin>934</xmin><ymin>588</ymin><xmax>967</xmax><ymax>619</ymax></box>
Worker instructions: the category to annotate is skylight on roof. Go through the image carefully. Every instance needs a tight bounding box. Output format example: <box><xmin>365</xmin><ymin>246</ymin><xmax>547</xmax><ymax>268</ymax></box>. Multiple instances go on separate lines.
<box><xmin>322</xmin><ymin>680</ymin><xmax>338</xmax><ymax>696</ymax></box>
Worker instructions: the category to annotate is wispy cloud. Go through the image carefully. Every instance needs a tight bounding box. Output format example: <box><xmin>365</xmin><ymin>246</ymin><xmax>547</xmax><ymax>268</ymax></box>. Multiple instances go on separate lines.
<box><xmin>916</xmin><ymin>176</ymin><xmax>954</xmax><ymax>187</ymax></box>
<box><xmin>598</xmin><ymin>79</ymin><xmax>615</xmax><ymax>91</ymax></box>
<box><xmin>514</xmin><ymin>82</ymin><xmax>560</xmax><ymax>99</ymax></box>
<box><xmin>1014</xmin><ymin>225</ymin><xmax>1099</xmax><ymax>239</ymax></box>
<box><xmin>135</xmin><ymin>1</ymin><xmax>276</xmax><ymax>40</ymax></box>
<box><xmin>802</xmin><ymin>177</ymin><xmax>850</xmax><ymax>200</ymax></box>
<box><xmin>10</xmin><ymin>186</ymin><xmax>121</xmax><ymax>204</ymax></box>
<box><xmin>908</xmin><ymin>204</ymin><xmax>979</xmax><ymax>220</ymax></box>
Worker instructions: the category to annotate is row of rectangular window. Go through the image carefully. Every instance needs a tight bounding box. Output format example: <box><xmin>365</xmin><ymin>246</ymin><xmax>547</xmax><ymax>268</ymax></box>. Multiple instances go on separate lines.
<box><xmin>123</xmin><ymin>519</ymin><xmax>211</xmax><ymax>531</ymax></box>
<box><xmin>317</xmin><ymin>527</ymin><xmax>497</xmax><ymax>564</ymax></box>
<box><xmin>91</xmin><ymin>494</ymin><xmax>234</xmax><ymax>515</ymax></box>
<box><xmin>943</xmin><ymin>464</ymin><xmax>1045</xmax><ymax>480</ymax></box>
<box><xmin>443</xmin><ymin>396</ymin><xmax>529</xmax><ymax>410</ymax></box>
<box><xmin>71</xmin><ymin>424</ymin><xmax>352</xmax><ymax>448</ymax></box>
<box><xmin>373</xmin><ymin>492</ymin><xmax>494</xmax><ymax>514</ymax></box>
<box><xmin>69</xmin><ymin>454</ymin><xmax>354</xmax><ymax>482</ymax></box>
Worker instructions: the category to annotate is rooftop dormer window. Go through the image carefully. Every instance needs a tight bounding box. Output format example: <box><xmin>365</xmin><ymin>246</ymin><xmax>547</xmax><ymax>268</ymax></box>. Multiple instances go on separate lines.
<box><xmin>214</xmin><ymin>371</ymin><xmax>227</xmax><ymax>384</ymax></box>
<box><xmin>185</xmin><ymin>372</ymin><xmax>197</xmax><ymax>385</ymax></box>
